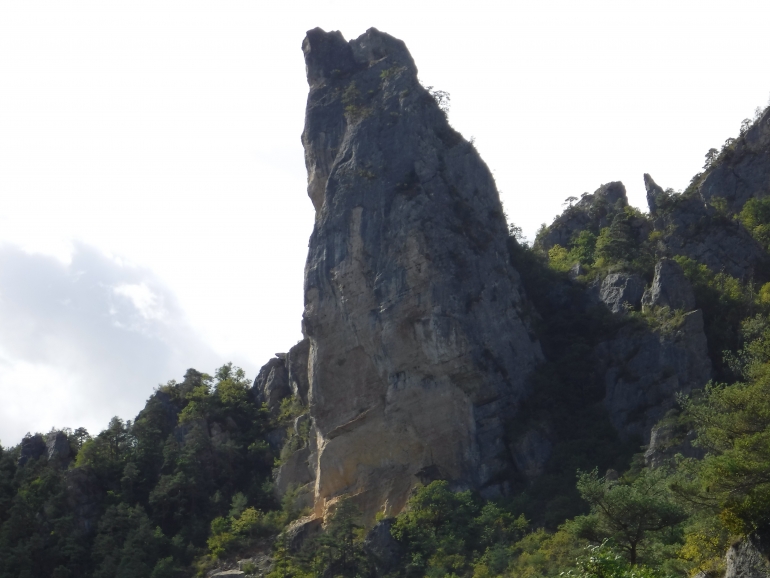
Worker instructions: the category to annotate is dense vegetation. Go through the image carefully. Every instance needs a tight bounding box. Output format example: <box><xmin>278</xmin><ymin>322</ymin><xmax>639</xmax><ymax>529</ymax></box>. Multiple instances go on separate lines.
<box><xmin>0</xmin><ymin>365</ymin><xmax>290</xmax><ymax>577</ymax></box>
<box><xmin>5</xmin><ymin>218</ymin><xmax>770</xmax><ymax>577</ymax></box>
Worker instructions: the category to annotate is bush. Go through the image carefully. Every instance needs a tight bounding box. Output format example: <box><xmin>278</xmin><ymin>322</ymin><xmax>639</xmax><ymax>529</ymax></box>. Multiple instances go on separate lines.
<box><xmin>562</xmin><ymin>542</ymin><xmax>673</xmax><ymax>578</ymax></box>
<box><xmin>738</xmin><ymin>197</ymin><xmax>770</xmax><ymax>250</ymax></box>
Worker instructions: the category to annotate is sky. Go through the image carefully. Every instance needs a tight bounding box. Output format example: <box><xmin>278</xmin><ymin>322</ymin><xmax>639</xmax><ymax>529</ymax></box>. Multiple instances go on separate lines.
<box><xmin>1</xmin><ymin>0</ymin><xmax>769</xmax><ymax>445</ymax></box>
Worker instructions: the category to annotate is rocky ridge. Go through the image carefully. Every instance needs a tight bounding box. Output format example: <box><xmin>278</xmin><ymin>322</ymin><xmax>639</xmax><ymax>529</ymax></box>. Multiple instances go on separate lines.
<box><xmin>537</xmin><ymin>182</ymin><xmax>629</xmax><ymax>252</ymax></box>
<box><xmin>697</xmin><ymin>107</ymin><xmax>770</xmax><ymax>213</ymax></box>
<box><xmin>645</xmin><ymin>173</ymin><xmax>769</xmax><ymax>280</ymax></box>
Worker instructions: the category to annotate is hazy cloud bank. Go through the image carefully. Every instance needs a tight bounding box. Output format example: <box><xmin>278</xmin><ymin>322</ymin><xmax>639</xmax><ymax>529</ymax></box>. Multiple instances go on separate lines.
<box><xmin>0</xmin><ymin>243</ymin><xmax>220</xmax><ymax>446</ymax></box>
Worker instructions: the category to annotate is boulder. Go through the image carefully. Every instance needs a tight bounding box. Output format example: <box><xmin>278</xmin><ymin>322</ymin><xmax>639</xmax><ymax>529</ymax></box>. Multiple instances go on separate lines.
<box><xmin>265</xmin><ymin>428</ymin><xmax>288</xmax><ymax>453</ymax></box>
<box><xmin>568</xmin><ymin>262</ymin><xmax>586</xmax><ymax>279</ymax></box>
<box><xmin>725</xmin><ymin>533</ymin><xmax>770</xmax><ymax>578</ymax></box>
<box><xmin>300</xmin><ymin>27</ymin><xmax>542</xmax><ymax>520</ymax></box>
<box><xmin>252</xmin><ymin>357</ymin><xmax>291</xmax><ymax>413</ymax></box>
<box><xmin>46</xmin><ymin>431</ymin><xmax>72</xmax><ymax>464</ymax></box>
<box><xmin>510</xmin><ymin>428</ymin><xmax>552</xmax><ymax>480</ymax></box>
<box><xmin>642</xmin><ymin>258</ymin><xmax>696</xmax><ymax>312</ymax></box>
<box><xmin>274</xmin><ymin>446</ymin><xmax>314</xmax><ymax>496</ymax></box>
<box><xmin>284</xmin><ymin>516</ymin><xmax>322</xmax><ymax>552</ymax></box>
<box><xmin>598</xmin><ymin>273</ymin><xmax>645</xmax><ymax>314</ymax></box>
<box><xmin>644</xmin><ymin>173</ymin><xmax>668</xmax><ymax>217</ymax></box>
<box><xmin>643</xmin><ymin>420</ymin><xmax>704</xmax><ymax>468</ymax></box>
<box><xmin>18</xmin><ymin>433</ymin><xmax>46</xmax><ymax>467</ymax></box>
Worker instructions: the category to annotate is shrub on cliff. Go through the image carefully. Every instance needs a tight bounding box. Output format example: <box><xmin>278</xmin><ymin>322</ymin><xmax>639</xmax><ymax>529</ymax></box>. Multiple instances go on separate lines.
<box><xmin>674</xmin><ymin>256</ymin><xmax>763</xmax><ymax>377</ymax></box>
<box><xmin>738</xmin><ymin>197</ymin><xmax>770</xmax><ymax>250</ymax></box>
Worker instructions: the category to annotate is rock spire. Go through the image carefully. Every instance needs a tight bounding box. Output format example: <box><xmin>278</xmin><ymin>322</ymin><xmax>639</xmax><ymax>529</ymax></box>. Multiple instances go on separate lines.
<box><xmin>298</xmin><ymin>27</ymin><xmax>542</xmax><ymax>520</ymax></box>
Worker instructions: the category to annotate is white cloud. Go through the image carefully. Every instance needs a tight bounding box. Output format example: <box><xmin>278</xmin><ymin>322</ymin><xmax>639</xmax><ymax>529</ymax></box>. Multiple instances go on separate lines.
<box><xmin>114</xmin><ymin>283</ymin><xmax>167</xmax><ymax>322</ymax></box>
<box><xmin>0</xmin><ymin>354</ymin><xmax>88</xmax><ymax>443</ymax></box>
<box><xmin>1</xmin><ymin>0</ymin><xmax>769</xmax><ymax>443</ymax></box>
<box><xmin>0</xmin><ymin>243</ymin><xmax>220</xmax><ymax>446</ymax></box>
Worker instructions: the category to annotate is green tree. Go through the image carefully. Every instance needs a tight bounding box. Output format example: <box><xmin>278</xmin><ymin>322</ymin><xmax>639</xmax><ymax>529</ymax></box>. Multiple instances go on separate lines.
<box><xmin>572</xmin><ymin>469</ymin><xmax>685</xmax><ymax>565</ymax></box>
<box><xmin>703</xmin><ymin>148</ymin><xmax>719</xmax><ymax>170</ymax></box>
<box><xmin>311</xmin><ymin>499</ymin><xmax>368</xmax><ymax>577</ymax></box>
<box><xmin>75</xmin><ymin>416</ymin><xmax>134</xmax><ymax>476</ymax></box>
<box><xmin>682</xmin><ymin>371</ymin><xmax>770</xmax><ymax>534</ymax></box>
<box><xmin>0</xmin><ymin>460</ymin><xmax>87</xmax><ymax>578</ymax></box>
<box><xmin>571</xmin><ymin>230</ymin><xmax>598</xmax><ymax>266</ymax></box>
<box><xmin>595</xmin><ymin>214</ymin><xmax>634</xmax><ymax>266</ymax></box>
<box><xmin>738</xmin><ymin>197</ymin><xmax>770</xmax><ymax>250</ymax></box>
<box><xmin>92</xmin><ymin>503</ymin><xmax>170</xmax><ymax>578</ymax></box>
<box><xmin>390</xmin><ymin>481</ymin><xmax>530</xmax><ymax>577</ymax></box>
<box><xmin>741</xmin><ymin>118</ymin><xmax>752</xmax><ymax>135</ymax></box>
<box><xmin>392</xmin><ymin>481</ymin><xmax>480</xmax><ymax>576</ymax></box>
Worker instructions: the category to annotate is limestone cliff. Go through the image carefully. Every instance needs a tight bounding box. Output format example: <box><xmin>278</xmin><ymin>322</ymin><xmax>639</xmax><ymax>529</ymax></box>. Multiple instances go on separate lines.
<box><xmin>297</xmin><ymin>27</ymin><xmax>543</xmax><ymax>520</ymax></box>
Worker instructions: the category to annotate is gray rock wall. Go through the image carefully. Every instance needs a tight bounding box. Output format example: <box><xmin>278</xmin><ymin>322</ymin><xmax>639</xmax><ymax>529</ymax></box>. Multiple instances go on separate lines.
<box><xmin>300</xmin><ymin>27</ymin><xmax>542</xmax><ymax>520</ymax></box>
<box><xmin>597</xmin><ymin>273</ymin><xmax>645</xmax><ymax>314</ymax></box>
<box><xmin>252</xmin><ymin>357</ymin><xmax>291</xmax><ymax>414</ymax></box>
<box><xmin>642</xmin><ymin>258</ymin><xmax>695</xmax><ymax>312</ymax></box>
<box><xmin>596</xmin><ymin>309</ymin><xmax>710</xmax><ymax>442</ymax></box>
<box><xmin>645</xmin><ymin>174</ymin><xmax>769</xmax><ymax>280</ymax></box>
<box><xmin>698</xmin><ymin>108</ymin><xmax>770</xmax><ymax>214</ymax></box>
<box><xmin>725</xmin><ymin>534</ymin><xmax>770</xmax><ymax>578</ymax></box>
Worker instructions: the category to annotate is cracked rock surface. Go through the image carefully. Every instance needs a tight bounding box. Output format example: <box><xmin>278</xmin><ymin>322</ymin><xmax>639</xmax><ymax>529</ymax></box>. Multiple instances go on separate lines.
<box><xmin>299</xmin><ymin>27</ymin><xmax>542</xmax><ymax>520</ymax></box>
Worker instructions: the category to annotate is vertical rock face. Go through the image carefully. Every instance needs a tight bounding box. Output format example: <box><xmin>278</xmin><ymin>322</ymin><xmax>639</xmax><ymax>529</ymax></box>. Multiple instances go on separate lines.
<box><xmin>641</xmin><ymin>258</ymin><xmax>696</xmax><ymax>312</ymax></box>
<box><xmin>252</xmin><ymin>357</ymin><xmax>290</xmax><ymax>414</ymax></box>
<box><xmin>18</xmin><ymin>433</ymin><xmax>46</xmax><ymax>467</ymax></box>
<box><xmin>300</xmin><ymin>27</ymin><xmax>542</xmax><ymax>519</ymax></box>
<box><xmin>46</xmin><ymin>431</ymin><xmax>72</xmax><ymax>464</ymax></box>
<box><xmin>597</xmin><ymin>273</ymin><xmax>645</xmax><ymax>314</ymax></box>
<box><xmin>725</xmin><ymin>533</ymin><xmax>770</xmax><ymax>578</ymax></box>
<box><xmin>597</xmin><ymin>307</ymin><xmax>711</xmax><ymax>442</ymax></box>
<box><xmin>596</xmin><ymin>259</ymin><xmax>711</xmax><ymax>442</ymax></box>
<box><xmin>645</xmin><ymin>174</ymin><xmax>769</xmax><ymax>280</ymax></box>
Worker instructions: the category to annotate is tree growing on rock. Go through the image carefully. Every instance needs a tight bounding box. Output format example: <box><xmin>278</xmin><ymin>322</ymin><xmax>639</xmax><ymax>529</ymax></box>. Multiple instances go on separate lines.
<box><xmin>704</xmin><ymin>148</ymin><xmax>719</xmax><ymax>170</ymax></box>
